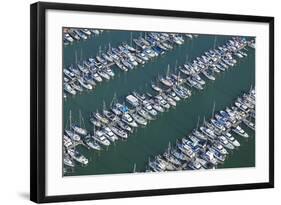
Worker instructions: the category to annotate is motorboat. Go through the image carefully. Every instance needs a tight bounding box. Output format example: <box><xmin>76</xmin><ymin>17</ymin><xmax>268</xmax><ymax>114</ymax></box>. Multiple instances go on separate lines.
<box><xmin>117</xmin><ymin>120</ymin><xmax>133</xmax><ymax>133</ymax></box>
<box><xmin>137</xmin><ymin>108</ymin><xmax>154</xmax><ymax>121</ymax></box>
<box><xmin>122</xmin><ymin>113</ymin><xmax>138</xmax><ymax>128</ymax></box>
<box><xmin>92</xmin><ymin>130</ymin><xmax>111</xmax><ymax>146</ymax></box>
<box><xmin>67</xmin><ymin>149</ymin><xmax>88</xmax><ymax>165</ymax></box>
<box><xmin>89</xmin><ymin>117</ymin><xmax>102</xmax><ymax>127</ymax></box>
<box><xmin>126</xmin><ymin>95</ymin><xmax>140</xmax><ymax>107</ymax></box>
<box><xmin>110</xmin><ymin>126</ymin><xmax>128</xmax><ymax>139</ymax></box>
<box><xmin>71</xmin><ymin>124</ymin><xmax>87</xmax><ymax>136</ymax></box>
<box><xmin>77</xmin><ymin>78</ymin><xmax>93</xmax><ymax>90</ymax></box>
<box><xmin>83</xmin><ymin>134</ymin><xmax>101</xmax><ymax>151</ymax></box>
<box><xmin>200</xmin><ymin>126</ymin><xmax>216</xmax><ymax>140</ymax></box>
<box><xmin>65</xmin><ymin>129</ymin><xmax>81</xmax><ymax>141</ymax></box>
<box><xmin>232</xmin><ymin>125</ymin><xmax>249</xmax><ymax>138</ymax></box>
<box><xmin>217</xmin><ymin>136</ymin><xmax>235</xmax><ymax>150</ymax></box>
<box><xmin>64</xmin><ymin>153</ymin><xmax>75</xmax><ymax>167</ymax></box>
<box><xmin>243</xmin><ymin>118</ymin><xmax>255</xmax><ymax>131</ymax></box>
<box><xmin>93</xmin><ymin>112</ymin><xmax>109</xmax><ymax>124</ymax></box>
<box><xmin>210</xmin><ymin>119</ymin><xmax>226</xmax><ymax>131</ymax></box>
<box><xmin>103</xmin><ymin>127</ymin><xmax>119</xmax><ymax>142</ymax></box>
<box><xmin>64</xmin><ymin>83</ymin><xmax>76</xmax><ymax>95</ymax></box>
<box><xmin>224</xmin><ymin>132</ymin><xmax>240</xmax><ymax>147</ymax></box>
<box><xmin>200</xmin><ymin>151</ymin><xmax>218</xmax><ymax>166</ymax></box>
<box><xmin>151</xmin><ymin>83</ymin><xmax>162</xmax><ymax>92</ymax></box>
<box><xmin>143</xmin><ymin>100</ymin><xmax>158</xmax><ymax>116</ymax></box>
<box><xmin>131</xmin><ymin>112</ymin><xmax>147</xmax><ymax>126</ymax></box>
<box><xmin>103</xmin><ymin>110</ymin><xmax>119</xmax><ymax>122</ymax></box>
<box><xmin>92</xmin><ymin>72</ymin><xmax>103</xmax><ymax>83</ymax></box>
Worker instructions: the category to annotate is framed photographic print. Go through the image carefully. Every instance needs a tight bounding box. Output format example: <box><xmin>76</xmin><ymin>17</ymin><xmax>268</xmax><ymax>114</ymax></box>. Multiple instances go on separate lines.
<box><xmin>30</xmin><ymin>1</ymin><xmax>274</xmax><ymax>203</ymax></box>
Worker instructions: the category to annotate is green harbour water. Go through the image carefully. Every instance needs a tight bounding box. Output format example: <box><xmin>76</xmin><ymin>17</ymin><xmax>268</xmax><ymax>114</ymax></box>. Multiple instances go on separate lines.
<box><xmin>63</xmin><ymin>30</ymin><xmax>255</xmax><ymax>176</ymax></box>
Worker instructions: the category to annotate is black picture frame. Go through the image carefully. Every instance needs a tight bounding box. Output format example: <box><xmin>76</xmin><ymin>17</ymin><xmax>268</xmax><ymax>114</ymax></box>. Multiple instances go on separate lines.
<box><xmin>30</xmin><ymin>1</ymin><xmax>274</xmax><ymax>203</ymax></box>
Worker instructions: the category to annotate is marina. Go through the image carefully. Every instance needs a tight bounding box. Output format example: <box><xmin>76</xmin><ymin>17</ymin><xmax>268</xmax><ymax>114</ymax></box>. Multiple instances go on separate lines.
<box><xmin>63</xmin><ymin>29</ymin><xmax>255</xmax><ymax>176</ymax></box>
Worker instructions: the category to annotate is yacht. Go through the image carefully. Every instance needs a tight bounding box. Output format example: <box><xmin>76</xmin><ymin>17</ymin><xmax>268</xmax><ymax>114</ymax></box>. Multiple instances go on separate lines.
<box><xmin>137</xmin><ymin>108</ymin><xmax>154</xmax><ymax>121</ymax></box>
<box><xmin>200</xmin><ymin>151</ymin><xmax>218</xmax><ymax>166</ymax></box>
<box><xmin>177</xmin><ymin>143</ymin><xmax>196</xmax><ymax>159</ymax></box>
<box><xmin>167</xmin><ymin>91</ymin><xmax>181</xmax><ymax>101</ymax></box>
<box><xmin>210</xmin><ymin>119</ymin><xmax>226</xmax><ymax>131</ymax></box>
<box><xmin>122</xmin><ymin>113</ymin><xmax>138</xmax><ymax>128</ymax></box>
<box><xmin>117</xmin><ymin>121</ymin><xmax>133</xmax><ymax>133</ymax></box>
<box><xmin>152</xmin><ymin>102</ymin><xmax>165</xmax><ymax>113</ymax></box>
<box><xmin>192</xmin><ymin>130</ymin><xmax>207</xmax><ymax>140</ymax></box>
<box><xmin>89</xmin><ymin>117</ymin><xmax>102</xmax><ymax>128</ymax></box>
<box><xmin>103</xmin><ymin>127</ymin><xmax>119</xmax><ymax>142</ymax></box>
<box><xmin>65</xmin><ymin>129</ymin><xmax>80</xmax><ymax>141</ymax></box>
<box><xmin>126</xmin><ymin>95</ymin><xmax>140</xmax><ymax>107</ymax></box>
<box><xmin>217</xmin><ymin>136</ymin><xmax>235</xmax><ymax>150</ymax></box>
<box><xmin>193</xmin><ymin>74</ymin><xmax>205</xmax><ymax>85</ymax></box>
<box><xmin>97</xmin><ymin>70</ymin><xmax>110</xmax><ymax>80</ymax></box>
<box><xmin>162</xmin><ymin>151</ymin><xmax>182</xmax><ymax>167</ymax></box>
<box><xmin>143</xmin><ymin>100</ymin><xmax>158</xmax><ymax>116</ymax></box>
<box><xmin>202</xmin><ymin>69</ymin><xmax>215</xmax><ymax>80</ymax></box>
<box><xmin>64</xmin><ymin>83</ymin><xmax>76</xmax><ymax>95</ymax></box>
<box><xmin>102</xmin><ymin>53</ymin><xmax>113</xmax><ymax>62</ymax></box>
<box><xmin>187</xmin><ymin>159</ymin><xmax>203</xmax><ymax>170</ymax></box>
<box><xmin>67</xmin><ymin>149</ymin><xmax>88</xmax><ymax>165</ymax></box>
<box><xmin>208</xmin><ymin>147</ymin><xmax>226</xmax><ymax>163</ymax></box>
<box><xmin>211</xmin><ymin>142</ymin><xmax>228</xmax><ymax>155</ymax></box>
<box><xmin>161</xmin><ymin>93</ymin><xmax>177</xmax><ymax>107</ymax></box>
<box><xmin>77</xmin><ymin>78</ymin><xmax>93</xmax><ymax>90</ymax></box>
<box><xmin>93</xmin><ymin>112</ymin><xmax>109</xmax><ymax>124</ymax></box>
<box><xmin>224</xmin><ymin>132</ymin><xmax>240</xmax><ymax>147</ymax></box>
<box><xmin>92</xmin><ymin>130</ymin><xmax>111</xmax><ymax>146</ymax></box>
<box><xmin>159</xmin><ymin>76</ymin><xmax>173</xmax><ymax>87</ymax></box>
<box><xmin>92</xmin><ymin>72</ymin><xmax>103</xmax><ymax>83</ymax></box>
<box><xmin>171</xmin><ymin>149</ymin><xmax>190</xmax><ymax>161</ymax></box>
<box><xmin>155</xmin><ymin>95</ymin><xmax>170</xmax><ymax>109</ymax></box>
<box><xmin>110</xmin><ymin>126</ymin><xmax>128</xmax><ymax>139</ymax></box>
<box><xmin>200</xmin><ymin>126</ymin><xmax>216</xmax><ymax>140</ymax></box>
<box><xmin>131</xmin><ymin>113</ymin><xmax>147</xmax><ymax>126</ymax></box>
<box><xmin>105</xmin><ymin>67</ymin><xmax>115</xmax><ymax>77</ymax></box>
<box><xmin>64</xmin><ymin>153</ymin><xmax>75</xmax><ymax>167</ymax></box>
<box><xmin>83</xmin><ymin>134</ymin><xmax>101</xmax><ymax>151</ymax></box>
<box><xmin>71</xmin><ymin>124</ymin><xmax>87</xmax><ymax>136</ymax></box>
<box><xmin>151</xmin><ymin>83</ymin><xmax>162</xmax><ymax>92</ymax></box>
<box><xmin>103</xmin><ymin>110</ymin><xmax>119</xmax><ymax>122</ymax></box>
<box><xmin>64</xmin><ymin>135</ymin><xmax>73</xmax><ymax>148</ymax></box>
<box><xmin>243</xmin><ymin>118</ymin><xmax>255</xmax><ymax>131</ymax></box>
<box><xmin>232</xmin><ymin>125</ymin><xmax>249</xmax><ymax>138</ymax></box>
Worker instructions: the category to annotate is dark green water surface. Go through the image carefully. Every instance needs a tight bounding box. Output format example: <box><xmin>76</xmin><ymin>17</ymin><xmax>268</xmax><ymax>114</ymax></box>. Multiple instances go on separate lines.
<box><xmin>63</xmin><ymin>30</ymin><xmax>255</xmax><ymax>176</ymax></box>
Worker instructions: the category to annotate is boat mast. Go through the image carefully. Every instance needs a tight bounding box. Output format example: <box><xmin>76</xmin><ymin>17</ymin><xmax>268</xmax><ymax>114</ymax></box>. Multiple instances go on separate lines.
<box><xmin>196</xmin><ymin>116</ymin><xmax>200</xmax><ymax>131</ymax></box>
<box><xmin>103</xmin><ymin>101</ymin><xmax>106</xmax><ymax>110</ymax></box>
<box><xmin>133</xmin><ymin>163</ymin><xmax>136</xmax><ymax>173</ymax></box>
<box><xmin>166</xmin><ymin>64</ymin><xmax>170</xmax><ymax>78</ymax></box>
<box><xmin>213</xmin><ymin>36</ymin><xmax>217</xmax><ymax>50</ymax></box>
<box><xmin>80</xmin><ymin>48</ymin><xmax>83</xmax><ymax>62</ymax></box>
<box><xmin>69</xmin><ymin>110</ymin><xmax>72</xmax><ymax>128</ymax></box>
<box><xmin>108</xmin><ymin>43</ymin><xmax>111</xmax><ymax>51</ymax></box>
<box><xmin>212</xmin><ymin>101</ymin><xmax>216</xmax><ymax>118</ymax></box>
<box><xmin>80</xmin><ymin>110</ymin><xmax>86</xmax><ymax>129</ymax></box>
<box><xmin>167</xmin><ymin>142</ymin><xmax>171</xmax><ymax>154</ymax></box>
<box><xmin>174</xmin><ymin>60</ymin><xmax>178</xmax><ymax>73</ymax></box>
<box><xmin>99</xmin><ymin>46</ymin><xmax>101</xmax><ymax>56</ymax></box>
<box><xmin>79</xmin><ymin>110</ymin><xmax>82</xmax><ymax>127</ymax></box>
<box><xmin>75</xmin><ymin>50</ymin><xmax>78</xmax><ymax>64</ymax></box>
<box><xmin>185</xmin><ymin>54</ymin><xmax>189</xmax><ymax>64</ymax></box>
<box><xmin>130</xmin><ymin>32</ymin><xmax>133</xmax><ymax>47</ymax></box>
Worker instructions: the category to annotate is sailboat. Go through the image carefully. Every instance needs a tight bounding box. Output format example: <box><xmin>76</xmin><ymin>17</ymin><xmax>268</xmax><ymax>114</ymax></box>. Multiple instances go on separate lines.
<box><xmin>71</xmin><ymin>110</ymin><xmax>88</xmax><ymax>136</ymax></box>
